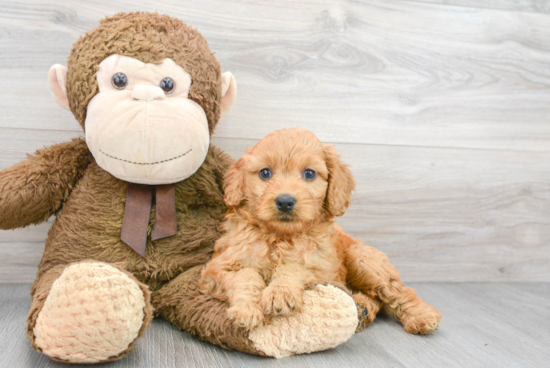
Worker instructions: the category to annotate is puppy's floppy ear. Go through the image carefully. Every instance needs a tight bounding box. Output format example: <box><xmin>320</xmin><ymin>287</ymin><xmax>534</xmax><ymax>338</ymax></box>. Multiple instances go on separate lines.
<box><xmin>224</xmin><ymin>157</ymin><xmax>247</xmax><ymax>207</ymax></box>
<box><xmin>324</xmin><ymin>144</ymin><xmax>356</xmax><ymax>217</ymax></box>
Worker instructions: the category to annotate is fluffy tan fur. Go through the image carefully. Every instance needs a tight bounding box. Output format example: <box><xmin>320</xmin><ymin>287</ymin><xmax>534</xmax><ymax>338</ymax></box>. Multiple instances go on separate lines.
<box><xmin>201</xmin><ymin>128</ymin><xmax>442</xmax><ymax>334</ymax></box>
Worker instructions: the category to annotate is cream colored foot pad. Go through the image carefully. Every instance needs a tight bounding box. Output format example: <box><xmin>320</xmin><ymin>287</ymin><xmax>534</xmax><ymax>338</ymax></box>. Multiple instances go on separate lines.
<box><xmin>249</xmin><ymin>284</ymin><xmax>358</xmax><ymax>358</ymax></box>
<box><xmin>34</xmin><ymin>262</ymin><xmax>146</xmax><ymax>363</ymax></box>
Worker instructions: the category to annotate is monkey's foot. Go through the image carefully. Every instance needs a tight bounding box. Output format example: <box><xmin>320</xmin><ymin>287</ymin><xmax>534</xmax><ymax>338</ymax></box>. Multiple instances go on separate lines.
<box><xmin>33</xmin><ymin>261</ymin><xmax>150</xmax><ymax>363</ymax></box>
<box><xmin>248</xmin><ymin>284</ymin><xmax>357</xmax><ymax>358</ymax></box>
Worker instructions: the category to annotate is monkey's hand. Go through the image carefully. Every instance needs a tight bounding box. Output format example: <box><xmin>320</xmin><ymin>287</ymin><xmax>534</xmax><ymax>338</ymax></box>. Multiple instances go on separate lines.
<box><xmin>0</xmin><ymin>138</ymin><xmax>91</xmax><ymax>229</ymax></box>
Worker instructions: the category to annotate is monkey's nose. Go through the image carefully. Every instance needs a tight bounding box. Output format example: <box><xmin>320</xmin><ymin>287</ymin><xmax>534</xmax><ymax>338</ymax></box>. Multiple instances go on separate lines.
<box><xmin>131</xmin><ymin>85</ymin><xmax>165</xmax><ymax>101</ymax></box>
<box><xmin>275</xmin><ymin>195</ymin><xmax>296</xmax><ymax>213</ymax></box>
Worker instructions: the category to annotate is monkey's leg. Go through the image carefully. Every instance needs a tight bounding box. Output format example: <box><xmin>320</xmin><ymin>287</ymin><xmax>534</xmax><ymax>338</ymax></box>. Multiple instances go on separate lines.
<box><xmin>27</xmin><ymin>261</ymin><xmax>153</xmax><ymax>363</ymax></box>
<box><xmin>343</xmin><ymin>238</ymin><xmax>442</xmax><ymax>334</ymax></box>
<box><xmin>153</xmin><ymin>265</ymin><xmax>358</xmax><ymax>358</ymax></box>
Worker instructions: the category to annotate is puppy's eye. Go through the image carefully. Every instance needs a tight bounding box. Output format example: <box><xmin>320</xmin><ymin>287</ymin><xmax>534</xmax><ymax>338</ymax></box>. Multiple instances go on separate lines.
<box><xmin>160</xmin><ymin>77</ymin><xmax>175</xmax><ymax>94</ymax></box>
<box><xmin>111</xmin><ymin>73</ymin><xmax>128</xmax><ymax>90</ymax></box>
<box><xmin>303</xmin><ymin>169</ymin><xmax>316</xmax><ymax>181</ymax></box>
<box><xmin>259</xmin><ymin>168</ymin><xmax>272</xmax><ymax>180</ymax></box>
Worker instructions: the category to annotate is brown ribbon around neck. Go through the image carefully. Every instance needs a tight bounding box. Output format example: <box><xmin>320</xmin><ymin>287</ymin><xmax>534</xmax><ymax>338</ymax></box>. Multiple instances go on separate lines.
<box><xmin>121</xmin><ymin>183</ymin><xmax>178</xmax><ymax>257</ymax></box>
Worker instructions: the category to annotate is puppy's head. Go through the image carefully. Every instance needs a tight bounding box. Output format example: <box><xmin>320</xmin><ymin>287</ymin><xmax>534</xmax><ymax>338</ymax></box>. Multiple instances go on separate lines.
<box><xmin>224</xmin><ymin>128</ymin><xmax>355</xmax><ymax>234</ymax></box>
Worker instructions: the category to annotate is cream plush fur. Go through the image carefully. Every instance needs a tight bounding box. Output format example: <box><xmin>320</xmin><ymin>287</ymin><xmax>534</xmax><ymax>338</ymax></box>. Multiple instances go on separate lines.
<box><xmin>34</xmin><ymin>262</ymin><xmax>146</xmax><ymax>363</ymax></box>
<box><xmin>248</xmin><ymin>285</ymin><xmax>358</xmax><ymax>358</ymax></box>
<box><xmin>85</xmin><ymin>55</ymin><xmax>210</xmax><ymax>185</ymax></box>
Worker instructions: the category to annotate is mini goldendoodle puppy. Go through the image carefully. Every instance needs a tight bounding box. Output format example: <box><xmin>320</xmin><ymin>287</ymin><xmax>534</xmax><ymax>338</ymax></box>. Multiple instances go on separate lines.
<box><xmin>200</xmin><ymin>128</ymin><xmax>441</xmax><ymax>334</ymax></box>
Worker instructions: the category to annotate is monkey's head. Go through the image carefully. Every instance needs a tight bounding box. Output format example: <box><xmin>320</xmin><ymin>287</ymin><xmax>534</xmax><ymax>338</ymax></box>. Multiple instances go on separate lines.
<box><xmin>48</xmin><ymin>12</ymin><xmax>236</xmax><ymax>185</ymax></box>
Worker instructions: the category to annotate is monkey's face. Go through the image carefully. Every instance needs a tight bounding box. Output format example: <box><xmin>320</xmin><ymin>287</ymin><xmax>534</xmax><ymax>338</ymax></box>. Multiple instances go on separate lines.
<box><xmin>83</xmin><ymin>55</ymin><xmax>209</xmax><ymax>184</ymax></box>
<box><xmin>48</xmin><ymin>14</ymin><xmax>237</xmax><ymax>185</ymax></box>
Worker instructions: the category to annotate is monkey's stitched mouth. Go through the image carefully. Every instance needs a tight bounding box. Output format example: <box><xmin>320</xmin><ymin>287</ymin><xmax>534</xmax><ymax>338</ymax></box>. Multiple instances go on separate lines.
<box><xmin>99</xmin><ymin>149</ymin><xmax>192</xmax><ymax>165</ymax></box>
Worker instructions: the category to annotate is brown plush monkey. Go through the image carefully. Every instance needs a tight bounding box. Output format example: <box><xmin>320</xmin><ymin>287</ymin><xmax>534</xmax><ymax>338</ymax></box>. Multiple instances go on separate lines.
<box><xmin>0</xmin><ymin>13</ymin><xmax>359</xmax><ymax>363</ymax></box>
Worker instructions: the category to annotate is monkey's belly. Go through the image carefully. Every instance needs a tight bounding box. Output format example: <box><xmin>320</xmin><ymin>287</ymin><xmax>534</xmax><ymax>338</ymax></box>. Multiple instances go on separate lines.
<box><xmin>36</xmin><ymin>163</ymin><xmax>224</xmax><ymax>290</ymax></box>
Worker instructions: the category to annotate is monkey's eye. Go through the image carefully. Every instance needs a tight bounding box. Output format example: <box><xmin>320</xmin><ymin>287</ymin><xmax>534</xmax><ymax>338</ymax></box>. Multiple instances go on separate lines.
<box><xmin>259</xmin><ymin>168</ymin><xmax>272</xmax><ymax>180</ymax></box>
<box><xmin>160</xmin><ymin>77</ymin><xmax>175</xmax><ymax>94</ymax></box>
<box><xmin>111</xmin><ymin>73</ymin><xmax>128</xmax><ymax>90</ymax></box>
<box><xmin>303</xmin><ymin>169</ymin><xmax>316</xmax><ymax>181</ymax></box>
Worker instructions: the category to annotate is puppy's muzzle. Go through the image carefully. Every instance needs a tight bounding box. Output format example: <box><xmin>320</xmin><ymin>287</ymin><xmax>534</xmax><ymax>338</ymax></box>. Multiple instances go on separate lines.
<box><xmin>275</xmin><ymin>195</ymin><xmax>296</xmax><ymax>213</ymax></box>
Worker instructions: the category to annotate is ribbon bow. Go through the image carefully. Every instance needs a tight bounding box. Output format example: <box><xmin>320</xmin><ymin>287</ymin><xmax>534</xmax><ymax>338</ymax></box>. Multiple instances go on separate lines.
<box><xmin>121</xmin><ymin>183</ymin><xmax>178</xmax><ymax>256</ymax></box>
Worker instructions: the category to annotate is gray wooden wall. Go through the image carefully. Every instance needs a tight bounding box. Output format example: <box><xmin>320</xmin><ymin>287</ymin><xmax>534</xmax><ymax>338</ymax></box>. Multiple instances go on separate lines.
<box><xmin>0</xmin><ymin>0</ymin><xmax>549</xmax><ymax>283</ymax></box>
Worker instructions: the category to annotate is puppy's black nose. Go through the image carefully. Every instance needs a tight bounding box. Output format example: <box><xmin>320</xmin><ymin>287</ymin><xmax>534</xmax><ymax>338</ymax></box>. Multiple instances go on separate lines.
<box><xmin>275</xmin><ymin>195</ymin><xmax>296</xmax><ymax>213</ymax></box>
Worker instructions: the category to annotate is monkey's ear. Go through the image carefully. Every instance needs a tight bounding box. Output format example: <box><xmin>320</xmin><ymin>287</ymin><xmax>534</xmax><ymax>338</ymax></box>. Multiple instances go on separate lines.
<box><xmin>223</xmin><ymin>157</ymin><xmax>246</xmax><ymax>207</ymax></box>
<box><xmin>48</xmin><ymin>64</ymin><xmax>70</xmax><ymax>111</ymax></box>
<box><xmin>220</xmin><ymin>71</ymin><xmax>237</xmax><ymax>116</ymax></box>
<box><xmin>324</xmin><ymin>144</ymin><xmax>356</xmax><ymax>217</ymax></box>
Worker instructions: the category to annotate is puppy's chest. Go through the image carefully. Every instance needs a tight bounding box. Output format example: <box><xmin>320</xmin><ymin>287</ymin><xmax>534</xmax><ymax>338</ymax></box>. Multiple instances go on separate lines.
<box><xmin>252</xmin><ymin>236</ymin><xmax>339</xmax><ymax>282</ymax></box>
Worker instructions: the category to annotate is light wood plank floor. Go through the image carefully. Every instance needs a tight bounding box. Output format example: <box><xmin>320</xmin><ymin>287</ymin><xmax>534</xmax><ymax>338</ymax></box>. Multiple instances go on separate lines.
<box><xmin>1</xmin><ymin>283</ymin><xmax>548</xmax><ymax>368</ymax></box>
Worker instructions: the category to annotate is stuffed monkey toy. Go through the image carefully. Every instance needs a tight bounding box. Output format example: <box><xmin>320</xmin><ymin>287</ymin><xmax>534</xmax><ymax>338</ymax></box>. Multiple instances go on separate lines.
<box><xmin>0</xmin><ymin>13</ymin><xmax>361</xmax><ymax>363</ymax></box>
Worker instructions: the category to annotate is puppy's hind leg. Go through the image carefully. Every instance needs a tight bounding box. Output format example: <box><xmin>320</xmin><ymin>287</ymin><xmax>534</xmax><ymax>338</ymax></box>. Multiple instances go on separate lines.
<box><xmin>338</xmin><ymin>229</ymin><xmax>441</xmax><ymax>335</ymax></box>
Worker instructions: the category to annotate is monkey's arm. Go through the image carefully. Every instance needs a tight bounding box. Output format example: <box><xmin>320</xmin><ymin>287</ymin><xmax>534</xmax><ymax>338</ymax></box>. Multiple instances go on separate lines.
<box><xmin>0</xmin><ymin>138</ymin><xmax>92</xmax><ymax>229</ymax></box>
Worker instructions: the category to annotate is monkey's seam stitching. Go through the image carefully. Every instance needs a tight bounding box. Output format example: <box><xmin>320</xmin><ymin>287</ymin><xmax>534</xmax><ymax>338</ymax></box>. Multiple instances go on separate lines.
<box><xmin>99</xmin><ymin>149</ymin><xmax>192</xmax><ymax>165</ymax></box>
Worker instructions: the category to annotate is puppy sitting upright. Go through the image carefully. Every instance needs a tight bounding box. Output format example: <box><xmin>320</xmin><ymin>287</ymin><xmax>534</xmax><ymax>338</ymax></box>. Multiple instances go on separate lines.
<box><xmin>201</xmin><ymin>128</ymin><xmax>441</xmax><ymax>334</ymax></box>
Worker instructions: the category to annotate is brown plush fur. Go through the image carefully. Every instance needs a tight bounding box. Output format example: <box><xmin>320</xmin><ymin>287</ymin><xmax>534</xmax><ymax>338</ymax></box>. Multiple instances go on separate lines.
<box><xmin>201</xmin><ymin>128</ymin><xmax>442</xmax><ymax>334</ymax></box>
<box><xmin>0</xmin><ymin>139</ymin><xmax>92</xmax><ymax>229</ymax></box>
<box><xmin>31</xmin><ymin>144</ymin><xmax>230</xmax><ymax>290</ymax></box>
<box><xmin>152</xmin><ymin>265</ymin><xmax>267</xmax><ymax>356</ymax></box>
<box><xmin>0</xmin><ymin>13</ymin><xmax>267</xmax><ymax>362</ymax></box>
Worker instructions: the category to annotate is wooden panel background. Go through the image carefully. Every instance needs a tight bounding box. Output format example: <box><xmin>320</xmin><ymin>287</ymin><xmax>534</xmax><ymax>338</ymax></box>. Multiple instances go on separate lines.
<box><xmin>0</xmin><ymin>0</ymin><xmax>549</xmax><ymax>282</ymax></box>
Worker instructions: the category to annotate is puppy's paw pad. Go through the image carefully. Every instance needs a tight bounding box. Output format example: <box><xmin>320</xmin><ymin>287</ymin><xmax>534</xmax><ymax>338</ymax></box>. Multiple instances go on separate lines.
<box><xmin>261</xmin><ymin>285</ymin><xmax>302</xmax><ymax>316</ymax></box>
<box><xmin>227</xmin><ymin>303</ymin><xmax>264</xmax><ymax>329</ymax></box>
<box><xmin>403</xmin><ymin>309</ymin><xmax>442</xmax><ymax>335</ymax></box>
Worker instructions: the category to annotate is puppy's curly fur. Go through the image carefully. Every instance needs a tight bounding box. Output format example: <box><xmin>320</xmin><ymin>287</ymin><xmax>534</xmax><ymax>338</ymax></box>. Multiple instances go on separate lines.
<box><xmin>201</xmin><ymin>128</ymin><xmax>441</xmax><ymax>334</ymax></box>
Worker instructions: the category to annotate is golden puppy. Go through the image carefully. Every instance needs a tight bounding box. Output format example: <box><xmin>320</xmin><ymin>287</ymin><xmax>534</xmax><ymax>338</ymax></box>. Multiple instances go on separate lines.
<box><xmin>201</xmin><ymin>128</ymin><xmax>441</xmax><ymax>334</ymax></box>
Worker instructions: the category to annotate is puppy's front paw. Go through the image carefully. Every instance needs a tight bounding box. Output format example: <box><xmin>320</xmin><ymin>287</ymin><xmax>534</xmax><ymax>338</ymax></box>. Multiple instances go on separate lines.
<box><xmin>261</xmin><ymin>284</ymin><xmax>303</xmax><ymax>316</ymax></box>
<box><xmin>402</xmin><ymin>305</ymin><xmax>442</xmax><ymax>335</ymax></box>
<box><xmin>227</xmin><ymin>303</ymin><xmax>264</xmax><ymax>329</ymax></box>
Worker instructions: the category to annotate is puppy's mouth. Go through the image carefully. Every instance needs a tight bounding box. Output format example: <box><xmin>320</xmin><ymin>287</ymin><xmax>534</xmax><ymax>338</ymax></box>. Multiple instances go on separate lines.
<box><xmin>275</xmin><ymin>209</ymin><xmax>302</xmax><ymax>222</ymax></box>
<box><xmin>277</xmin><ymin>215</ymin><xmax>294</xmax><ymax>222</ymax></box>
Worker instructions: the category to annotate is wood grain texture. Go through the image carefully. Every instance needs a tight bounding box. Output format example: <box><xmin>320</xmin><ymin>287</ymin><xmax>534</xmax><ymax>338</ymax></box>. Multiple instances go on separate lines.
<box><xmin>410</xmin><ymin>0</ymin><xmax>550</xmax><ymax>13</ymax></box>
<box><xmin>0</xmin><ymin>0</ymin><xmax>549</xmax><ymax>151</ymax></box>
<box><xmin>1</xmin><ymin>283</ymin><xmax>549</xmax><ymax>367</ymax></box>
<box><xmin>2</xmin><ymin>137</ymin><xmax>549</xmax><ymax>283</ymax></box>
<box><xmin>0</xmin><ymin>0</ymin><xmax>549</xmax><ymax>282</ymax></box>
